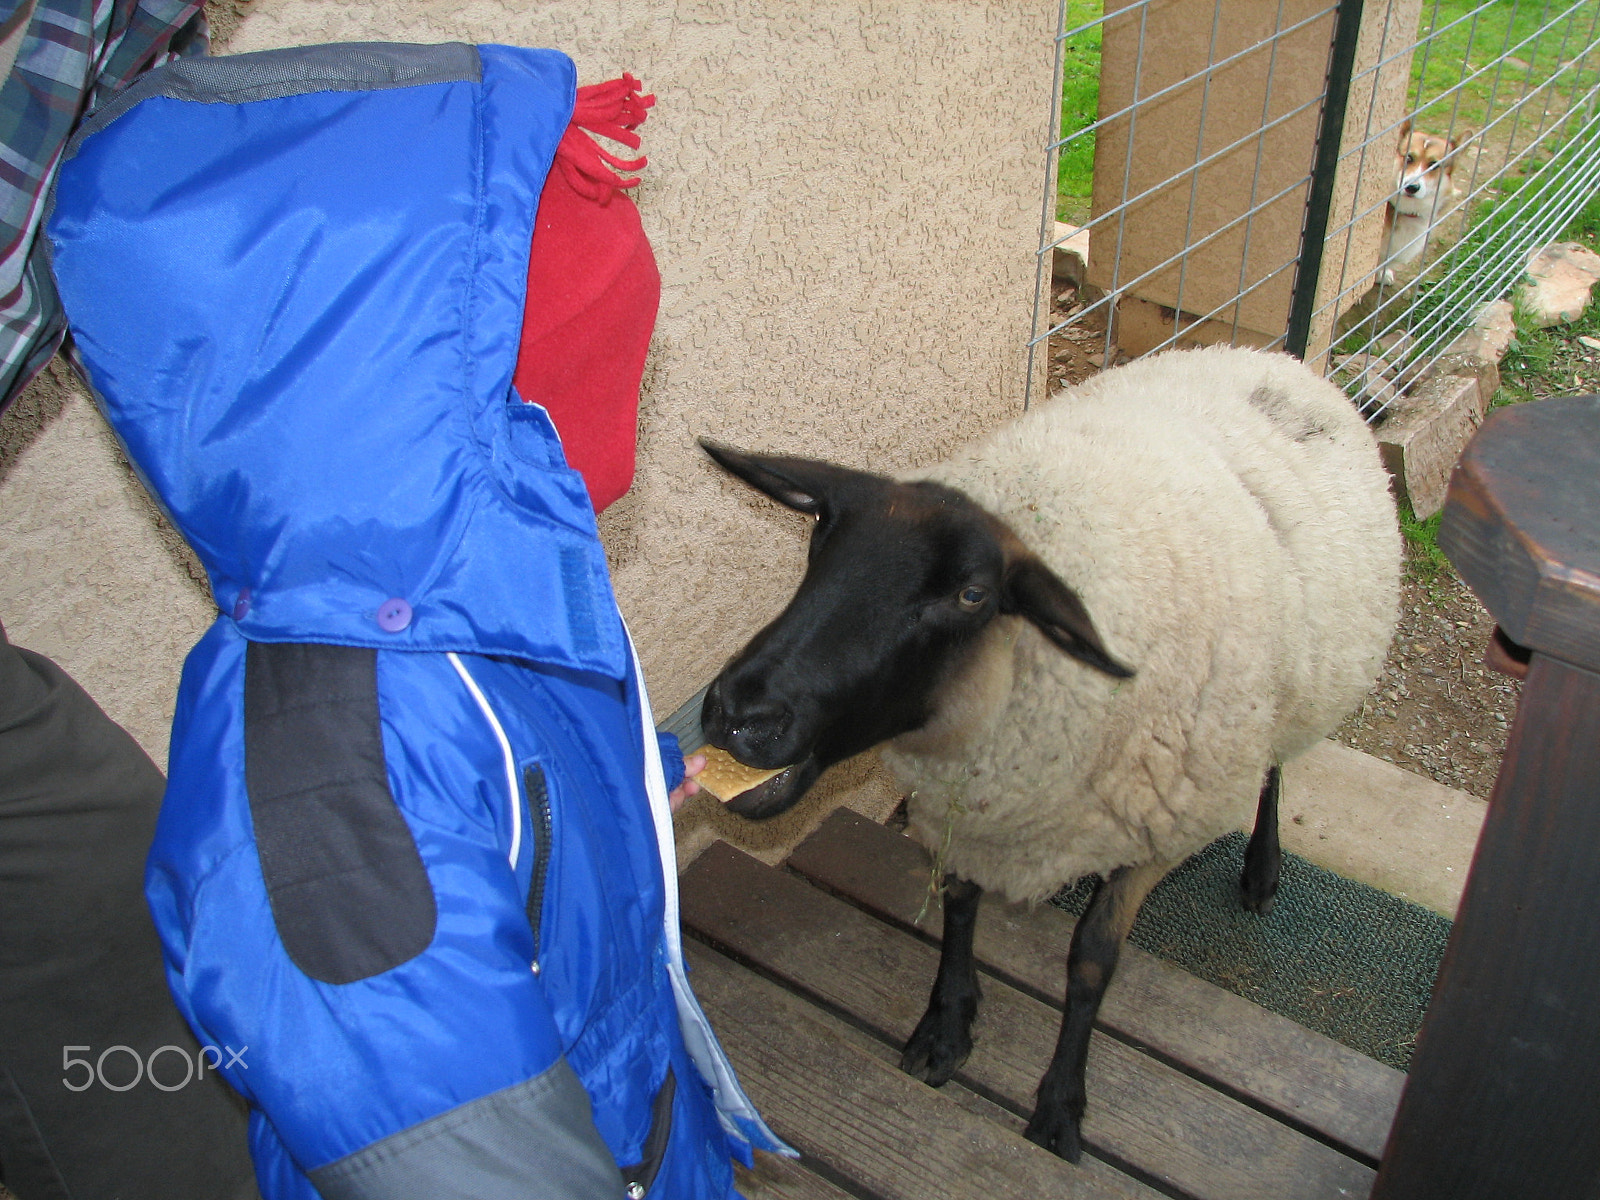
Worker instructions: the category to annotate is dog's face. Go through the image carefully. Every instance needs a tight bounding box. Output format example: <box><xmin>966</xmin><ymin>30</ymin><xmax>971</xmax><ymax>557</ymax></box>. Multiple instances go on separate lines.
<box><xmin>1394</xmin><ymin>119</ymin><xmax>1458</xmax><ymax>216</ymax></box>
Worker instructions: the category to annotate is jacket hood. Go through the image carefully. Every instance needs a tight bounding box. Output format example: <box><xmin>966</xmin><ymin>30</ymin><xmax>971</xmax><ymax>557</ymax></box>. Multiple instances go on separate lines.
<box><xmin>47</xmin><ymin>42</ymin><xmax>630</xmax><ymax>679</ymax></box>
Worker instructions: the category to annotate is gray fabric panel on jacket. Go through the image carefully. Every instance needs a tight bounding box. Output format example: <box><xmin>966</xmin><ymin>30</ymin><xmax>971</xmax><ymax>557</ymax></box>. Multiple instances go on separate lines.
<box><xmin>66</xmin><ymin>40</ymin><xmax>482</xmax><ymax>159</ymax></box>
<box><xmin>308</xmin><ymin>1059</ymin><xmax>626</xmax><ymax>1200</ymax></box>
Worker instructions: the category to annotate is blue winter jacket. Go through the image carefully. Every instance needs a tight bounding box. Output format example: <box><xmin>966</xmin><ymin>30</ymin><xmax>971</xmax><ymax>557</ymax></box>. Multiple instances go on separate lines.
<box><xmin>45</xmin><ymin>41</ymin><xmax>786</xmax><ymax>1199</ymax></box>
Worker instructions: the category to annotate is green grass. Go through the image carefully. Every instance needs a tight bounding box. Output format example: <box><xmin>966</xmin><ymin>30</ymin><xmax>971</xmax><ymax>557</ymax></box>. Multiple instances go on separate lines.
<box><xmin>1482</xmin><ymin>186</ymin><xmax>1600</xmax><ymax>406</ymax></box>
<box><xmin>1056</xmin><ymin>1</ymin><xmax>1103</xmax><ymax>225</ymax></box>
<box><xmin>1408</xmin><ymin>0</ymin><xmax>1600</xmax><ymax>146</ymax></box>
<box><xmin>1560</xmin><ymin>186</ymin><xmax>1600</xmax><ymax>242</ymax></box>
<box><xmin>1494</xmin><ymin>291</ymin><xmax>1600</xmax><ymax>408</ymax></box>
<box><xmin>1398</xmin><ymin>0</ymin><xmax>1600</xmax><ymax>319</ymax></box>
<box><xmin>1399</xmin><ymin>499</ymin><xmax>1454</xmax><ymax>585</ymax></box>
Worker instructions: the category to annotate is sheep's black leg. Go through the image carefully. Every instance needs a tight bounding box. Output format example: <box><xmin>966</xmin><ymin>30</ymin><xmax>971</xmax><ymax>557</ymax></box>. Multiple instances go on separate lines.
<box><xmin>1240</xmin><ymin>764</ymin><xmax>1282</xmax><ymax>916</ymax></box>
<box><xmin>1026</xmin><ymin>860</ymin><xmax>1166</xmax><ymax>1164</ymax></box>
<box><xmin>901</xmin><ymin>874</ymin><xmax>983</xmax><ymax>1087</ymax></box>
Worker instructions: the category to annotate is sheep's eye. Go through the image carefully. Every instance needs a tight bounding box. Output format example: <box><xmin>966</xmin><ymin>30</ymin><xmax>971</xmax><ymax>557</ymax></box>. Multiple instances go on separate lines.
<box><xmin>957</xmin><ymin>585</ymin><xmax>989</xmax><ymax>611</ymax></box>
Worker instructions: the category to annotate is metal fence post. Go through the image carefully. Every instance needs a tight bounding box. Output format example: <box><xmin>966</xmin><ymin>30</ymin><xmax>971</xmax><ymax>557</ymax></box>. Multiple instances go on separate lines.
<box><xmin>1285</xmin><ymin>0</ymin><xmax>1366</xmax><ymax>359</ymax></box>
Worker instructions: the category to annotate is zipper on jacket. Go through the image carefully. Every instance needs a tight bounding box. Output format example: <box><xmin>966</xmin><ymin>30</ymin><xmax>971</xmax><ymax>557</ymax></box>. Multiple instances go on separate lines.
<box><xmin>620</xmin><ymin>1065</ymin><xmax>675</xmax><ymax>1199</ymax></box>
<box><xmin>522</xmin><ymin>764</ymin><xmax>553</xmax><ymax>973</ymax></box>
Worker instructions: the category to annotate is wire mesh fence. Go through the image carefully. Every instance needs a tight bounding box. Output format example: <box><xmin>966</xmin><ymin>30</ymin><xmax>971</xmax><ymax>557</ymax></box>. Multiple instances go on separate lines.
<box><xmin>1323</xmin><ymin>0</ymin><xmax>1600</xmax><ymax>419</ymax></box>
<box><xmin>1031</xmin><ymin>0</ymin><xmax>1600</xmax><ymax>425</ymax></box>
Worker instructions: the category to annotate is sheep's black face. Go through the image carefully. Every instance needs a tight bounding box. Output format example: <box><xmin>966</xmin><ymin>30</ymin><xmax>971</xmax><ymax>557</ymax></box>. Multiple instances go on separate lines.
<box><xmin>699</xmin><ymin>442</ymin><xmax>1132</xmax><ymax>820</ymax></box>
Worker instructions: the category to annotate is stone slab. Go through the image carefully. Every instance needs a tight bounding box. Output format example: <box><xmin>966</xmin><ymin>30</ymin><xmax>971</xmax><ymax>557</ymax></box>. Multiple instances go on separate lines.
<box><xmin>1052</xmin><ymin>222</ymin><xmax>1091</xmax><ymax>284</ymax></box>
<box><xmin>1376</xmin><ymin>370</ymin><xmax>1488</xmax><ymax>519</ymax></box>
<box><xmin>1519</xmin><ymin>242</ymin><xmax>1600</xmax><ymax>327</ymax></box>
<box><xmin>1278</xmin><ymin>739</ymin><xmax>1487</xmax><ymax>919</ymax></box>
<box><xmin>1443</xmin><ymin>298</ymin><xmax>1515</xmax><ymax>367</ymax></box>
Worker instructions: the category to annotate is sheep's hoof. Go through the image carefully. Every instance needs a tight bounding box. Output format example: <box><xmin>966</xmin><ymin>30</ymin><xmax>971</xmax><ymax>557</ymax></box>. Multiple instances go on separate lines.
<box><xmin>900</xmin><ymin>1011</ymin><xmax>972</xmax><ymax>1087</ymax></box>
<box><xmin>1023</xmin><ymin>1105</ymin><xmax>1085</xmax><ymax>1163</ymax></box>
<box><xmin>1241</xmin><ymin>888</ymin><xmax>1277</xmax><ymax>917</ymax></box>
<box><xmin>1239</xmin><ymin>871</ymin><xmax>1279</xmax><ymax>917</ymax></box>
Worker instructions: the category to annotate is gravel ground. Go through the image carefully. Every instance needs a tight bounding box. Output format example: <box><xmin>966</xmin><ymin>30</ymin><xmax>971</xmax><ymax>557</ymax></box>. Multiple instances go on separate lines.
<box><xmin>1334</xmin><ymin>554</ymin><xmax>1519</xmax><ymax>799</ymax></box>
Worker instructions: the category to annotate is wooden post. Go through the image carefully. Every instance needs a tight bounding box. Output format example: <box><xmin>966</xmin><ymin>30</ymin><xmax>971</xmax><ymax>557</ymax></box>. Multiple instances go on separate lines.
<box><xmin>1371</xmin><ymin>394</ymin><xmax>1600</xmax><ymax>1198</ymax></box>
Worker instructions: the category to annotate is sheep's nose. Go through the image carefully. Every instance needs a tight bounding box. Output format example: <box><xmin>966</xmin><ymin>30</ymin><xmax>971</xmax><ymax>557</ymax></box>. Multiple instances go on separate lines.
<box><xmin>701</xmin><ymin>678</ymin><xmax>795</xmax><ymax>766</ymax></box>
<box><xmin>728</xmin><ymin>705</ymin><xmax>794</xmax><ymax>762</ymax></box>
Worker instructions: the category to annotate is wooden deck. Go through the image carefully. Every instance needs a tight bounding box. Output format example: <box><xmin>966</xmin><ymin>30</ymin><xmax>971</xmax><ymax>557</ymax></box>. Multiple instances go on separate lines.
<box><xmin>684</xmin><ymin>809</ymin><xmax>1404</xmax><ymax>1200</ymax></box>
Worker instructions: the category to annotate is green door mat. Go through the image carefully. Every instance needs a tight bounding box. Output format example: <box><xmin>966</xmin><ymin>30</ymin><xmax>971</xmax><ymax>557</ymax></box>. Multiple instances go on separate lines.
<box><xmin>1052</xmin><ymin>832</ymin><xmax>1451</xmax><ymax>1071</ymax></box>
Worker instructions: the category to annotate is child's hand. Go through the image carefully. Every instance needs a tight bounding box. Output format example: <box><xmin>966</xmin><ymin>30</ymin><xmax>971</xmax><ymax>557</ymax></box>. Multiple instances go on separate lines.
<box><xmin>669</xmin><ymin>753</ymin><xmax>706</xmax><ymax>813</ymax></box>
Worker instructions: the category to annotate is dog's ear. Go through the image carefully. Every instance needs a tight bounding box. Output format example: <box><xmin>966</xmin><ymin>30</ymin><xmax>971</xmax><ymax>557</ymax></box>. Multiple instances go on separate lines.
<box><xmin>1398</xmin><ymin>117</ymin><xmax>1412</xmax><ymax>142</ymax></box>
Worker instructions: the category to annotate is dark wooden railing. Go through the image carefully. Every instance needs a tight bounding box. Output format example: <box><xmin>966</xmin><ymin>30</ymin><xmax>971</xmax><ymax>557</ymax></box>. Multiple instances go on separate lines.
<box><xmin>1371</xmin><ymin>394</ymin><xmax>1600</xmax><ymax>1199</ymax></box>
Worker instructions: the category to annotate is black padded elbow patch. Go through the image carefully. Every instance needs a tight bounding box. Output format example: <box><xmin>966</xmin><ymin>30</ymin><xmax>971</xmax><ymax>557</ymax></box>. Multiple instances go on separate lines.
<box><xmin>244</xmin><ymin>641</ymin><xmax>436</xmax><ymax>984</ymax></box>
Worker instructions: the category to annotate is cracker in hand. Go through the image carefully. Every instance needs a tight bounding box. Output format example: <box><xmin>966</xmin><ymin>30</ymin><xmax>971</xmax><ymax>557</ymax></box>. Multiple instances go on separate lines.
<box><xmin>691</xmin><ymin>744</ymin><xmax>790</xmax><ymax>801</ymax></box>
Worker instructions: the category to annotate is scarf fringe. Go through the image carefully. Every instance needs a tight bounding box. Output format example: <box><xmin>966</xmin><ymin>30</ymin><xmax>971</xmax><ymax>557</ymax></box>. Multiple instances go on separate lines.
<box><xmin>554</xmin><ymin>74</ymin><xmax>656</xmax><ymax>204</ymax></box>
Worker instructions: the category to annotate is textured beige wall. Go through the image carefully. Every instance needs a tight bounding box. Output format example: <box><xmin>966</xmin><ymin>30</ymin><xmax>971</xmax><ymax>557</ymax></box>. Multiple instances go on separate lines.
<box><xmin>223</xmin><ymin>0</ymin><xmax>1050</xmax><ymax>710</ymax></box>
<box><xmin>1</xmin><ymin>2</ymin><xmax>1055</xmax><ymax>859</ymax></box>
<box><xmin>1086</xmin><ymin>0</ymin><xmax>1418</xmax><ymax>356</ymax></box>
<box><xmin>0</xmin><ymin>366</ymin><xmax>215</xmax><ymax>764</ymax></box>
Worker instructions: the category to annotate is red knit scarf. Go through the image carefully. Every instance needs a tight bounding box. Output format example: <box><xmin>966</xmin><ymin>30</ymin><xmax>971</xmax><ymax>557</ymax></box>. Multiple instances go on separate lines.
<box><xmin>513</xmin><ymin>75</ymin><xmax>661</xmax><ymax>514</ymax></box>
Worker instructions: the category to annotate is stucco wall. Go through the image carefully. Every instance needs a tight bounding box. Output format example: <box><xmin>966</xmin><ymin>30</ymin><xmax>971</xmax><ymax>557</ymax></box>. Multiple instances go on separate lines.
<box><xmin>0</xmin><ymin>365</ymin><xmax>215</xmax><ymax>761</ymax></box>
<box><xmin>1085</xmin><ymin>0</ymin><xmax>1419</xmax><ymax>358</ymax></box>
<box><xmin>1087</xmin><ymin>0</ymin><xmax>1334</xmax><ymax>341</ymax></box>
<box><xmin>0</xmin><ymin>1</ymin><xmax>1055</xmax><ymax>862</ymax></box>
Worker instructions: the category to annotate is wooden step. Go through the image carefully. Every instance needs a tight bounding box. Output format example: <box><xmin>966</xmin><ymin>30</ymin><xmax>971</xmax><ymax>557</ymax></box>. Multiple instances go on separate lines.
<box><xmin>690</xmin><ymin>940</ymin><xmax>1161</xmax><ymax>1199</ymax></box>
<box><xmin>733</xmin><ymin>1146</ymin><xmax>856</xmax><ymax>1200</ymax></box>
<box><xmin>682</xmin><ymin>835</ymin><xmax>1382</xmax><ymax>1200</ymax></box>
<box><xmin>788</xmin><ymin>808</ymin><xmax>1404</xmax><ymax>1163</ymax></box>
<box><xmin>721</xmin><ymin>935</ymin><xmax>1170</xmax><ymax>1198</ymax></box>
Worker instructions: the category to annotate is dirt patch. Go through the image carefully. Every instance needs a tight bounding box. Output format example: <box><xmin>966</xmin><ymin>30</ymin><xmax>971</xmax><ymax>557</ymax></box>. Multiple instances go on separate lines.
<box><xmin>1043</xmin><ymin>294</ymin><xmax>1520</xmax><ymax>799</ymax></box>
<box><xmin>1045</xmin><ymin>284</ymin><xmax>1123</xmax><ymax>391</ymax></box>
<box><xmin>1335</xmin><ymin>555</ymin><xmax>1519</xmax><ymax>799</ymax></box>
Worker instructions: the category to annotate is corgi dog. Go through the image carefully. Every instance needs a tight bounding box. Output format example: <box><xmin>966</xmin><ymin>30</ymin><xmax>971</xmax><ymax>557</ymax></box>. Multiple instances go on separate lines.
<box><xmin>1381</xmin><ymin>119</ymin><xmax>1463</xmax><ymax>284</ymax></box>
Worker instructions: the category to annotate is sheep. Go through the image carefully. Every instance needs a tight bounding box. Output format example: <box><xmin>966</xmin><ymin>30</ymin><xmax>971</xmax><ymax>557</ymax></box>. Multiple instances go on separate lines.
<box><xmin>697</xmin><ymin>345</ymin><xmax>1400</xmax><ymax>1164</ymax></box>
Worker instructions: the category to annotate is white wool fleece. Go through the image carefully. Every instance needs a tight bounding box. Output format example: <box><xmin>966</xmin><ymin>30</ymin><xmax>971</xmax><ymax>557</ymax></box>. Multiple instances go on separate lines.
<box><xmin>885</xmin><ymin>347</ymin><xmax>1400</xmax><ymax>904</ymax></box>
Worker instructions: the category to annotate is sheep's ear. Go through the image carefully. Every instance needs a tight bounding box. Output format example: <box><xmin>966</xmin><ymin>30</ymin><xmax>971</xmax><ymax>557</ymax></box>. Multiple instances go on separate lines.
<box><xmin>700</xmin><ymin>440</ymin><xmax>869</xmax><ymax>516</ymax></box>
<box><xmin>1003</xmin><ymin>556</ymin><xmax>1134</xmax><ymax>679</ymax></box>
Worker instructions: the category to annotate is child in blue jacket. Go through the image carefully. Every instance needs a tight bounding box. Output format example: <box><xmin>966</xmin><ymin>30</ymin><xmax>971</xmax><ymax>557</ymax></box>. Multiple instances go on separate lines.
<box><xmin>47</xmin><ymin>40</ymin><xmax>785</xmax><ymax>1199</ymax></box>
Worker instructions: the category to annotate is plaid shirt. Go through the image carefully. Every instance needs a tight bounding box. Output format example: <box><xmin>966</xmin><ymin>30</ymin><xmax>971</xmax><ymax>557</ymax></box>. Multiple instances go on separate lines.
<box><xmin>0</xmin><ymin>0</ymin><xmax>205</xmax><ymax>409</ymax></box>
